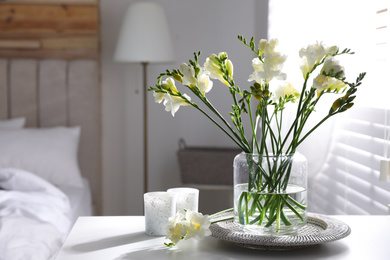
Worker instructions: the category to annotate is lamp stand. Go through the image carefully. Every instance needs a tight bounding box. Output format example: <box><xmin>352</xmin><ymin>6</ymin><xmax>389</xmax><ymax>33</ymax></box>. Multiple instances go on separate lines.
<box><xmin>142</xmin><ymin>62</ymin><xmax>149</xmax><ymax>194</ymax></box>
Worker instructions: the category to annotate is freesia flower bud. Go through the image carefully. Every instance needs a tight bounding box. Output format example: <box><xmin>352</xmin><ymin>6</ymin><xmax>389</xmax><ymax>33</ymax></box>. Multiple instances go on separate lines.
<box><xmin>173</xmin><ymin>74</ymin><xmax>183</xmax><ymax>82</ymax></box>
<box><xmin>161</xmin><ymin>77</ymin><xmax>178</xmax><ymax>93</ymax></box>
<box><xmin>327</xmin><ymin>46</ymin><xmax>338</xmax><ymax>55</ymax></box>
<box><xmin>253</xmin><ymin>82</ymin><xmax>262</xmax><ymax>90</ymax></box>
<box><xmin>218</xmin><ymin>52</ymin><xmax>227</xmax><ymax>60</ymax></box>
<box><xmin>342</xmin><ymin>93</ymin><xmax>350</xmax><ymax>101</ymax></box>
<box><xmin>254</xmin><ymin>95</ymin><xmax>263</xmax><ymax>102</ymax></box>
<box><xmin>331</xmin><ymin>98</ymin><xmax>341</xmax><ymax>111</ymax></box>
<box><xmin>341</xmin><ymin>103</ymin><xmax>354</xmax><ymax>111</ymax></box>
<box><xmin>208</xmin><ymin>54</ymin><xmax>219</xmax><ymax>63</ymax></box>
<box><xmin>226</xmin><ymin>59</ymin><xmax>234</xmax><ymax>79</ymax></box>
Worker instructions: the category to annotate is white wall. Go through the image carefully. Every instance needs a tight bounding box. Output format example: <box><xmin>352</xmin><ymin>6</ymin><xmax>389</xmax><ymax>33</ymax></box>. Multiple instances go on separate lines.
<box><xmin>100</xmin><ymin>0</ymin><xmax>269</xmax><ymax>215</ymax></box>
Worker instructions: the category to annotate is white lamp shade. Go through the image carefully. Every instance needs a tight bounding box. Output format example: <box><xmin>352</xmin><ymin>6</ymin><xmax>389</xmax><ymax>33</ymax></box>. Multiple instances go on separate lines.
<box><xmin>114</xmin><ymin>2</ymin><xmax>175</xmax><ymax>63</ymax></box>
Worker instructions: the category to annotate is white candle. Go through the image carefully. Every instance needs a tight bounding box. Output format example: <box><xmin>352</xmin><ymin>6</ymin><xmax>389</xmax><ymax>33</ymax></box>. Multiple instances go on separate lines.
<box><xmin>144</xmin><ymin>191</ymin><xmax>177</xmax><ymax>236</ymax></box>
<box><xmin>167</xmin><ymin>187</ymin><xmax>199</xmax><ymax>212</ymax></box>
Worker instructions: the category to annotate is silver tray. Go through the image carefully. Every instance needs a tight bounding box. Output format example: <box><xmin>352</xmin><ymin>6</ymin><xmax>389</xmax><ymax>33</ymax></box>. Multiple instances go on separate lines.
<box><xmin>209</xmin><ymin>211</ymin><xmax>351</xmax><ymax>250</ymax></box>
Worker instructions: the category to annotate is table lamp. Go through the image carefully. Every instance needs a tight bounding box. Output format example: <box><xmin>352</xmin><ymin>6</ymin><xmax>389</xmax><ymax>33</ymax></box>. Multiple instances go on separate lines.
<box><xmin>114</xmin><ymin>2</ymin><xmax>175</xmax><ymax>193</ymax></box>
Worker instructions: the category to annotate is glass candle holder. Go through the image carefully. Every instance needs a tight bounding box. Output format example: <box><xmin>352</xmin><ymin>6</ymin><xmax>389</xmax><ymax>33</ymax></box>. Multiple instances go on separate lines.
<box><xmin>167</xmin><ymin>187</ymin><xmax>199</xmax><ymax>212</ymax></box>
<box><xmin>144</xmin><ymin>191</ymin><xmax>177</xmax><ymax>236</ymax></box>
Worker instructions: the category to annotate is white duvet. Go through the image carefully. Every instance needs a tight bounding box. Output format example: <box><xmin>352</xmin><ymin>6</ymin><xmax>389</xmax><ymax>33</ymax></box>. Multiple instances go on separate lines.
<box><xmin>0</xmin><ymin>168</ymin><xmax>72</xmax><ymax>260</ymax></box>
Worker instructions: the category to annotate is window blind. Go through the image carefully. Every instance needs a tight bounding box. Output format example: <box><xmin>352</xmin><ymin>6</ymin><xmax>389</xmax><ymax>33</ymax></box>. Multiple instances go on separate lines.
<box><xmin>268</xmin><ymin>0</ymin><xmax>390</xmax><ymax>215</ymax></box>
<box><xmin>309</xmin><ymin>107</ymin><xmax>390</xmax><ymax>215</ymax></box>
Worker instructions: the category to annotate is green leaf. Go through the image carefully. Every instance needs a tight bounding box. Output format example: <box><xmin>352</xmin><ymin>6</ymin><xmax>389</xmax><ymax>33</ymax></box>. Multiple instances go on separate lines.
<box><xmin>238</xmin><ymin>192</ymin><xmax>246</xmax><ymax>224</ymax></box>
<box><xmin>281</xmin><ymin>196</ymin><xmax>304</xmax><ymax>221</ymax></box>
<box><xmin>280</xmin><ymin>209</ymin><xmax>292</xmax><ymax>226</ymax></box>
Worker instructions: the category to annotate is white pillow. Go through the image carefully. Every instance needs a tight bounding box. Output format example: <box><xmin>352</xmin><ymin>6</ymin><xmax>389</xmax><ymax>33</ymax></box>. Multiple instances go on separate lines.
<box><xmin>0</xmin><ymin>126</ymin><xmax>84</xmax><ymax>188</ymax></box>
<box><xmin>0</xmin><ymin>117</ymin><xmax>26</xmax><ymax>129</ymax></box>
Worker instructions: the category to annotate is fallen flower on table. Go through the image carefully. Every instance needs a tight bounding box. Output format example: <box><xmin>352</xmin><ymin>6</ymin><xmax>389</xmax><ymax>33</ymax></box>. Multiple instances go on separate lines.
<box><xmin>165</xmin><ymin>209</ymin><xmax>233</xmax><ymax>247</ymax></box>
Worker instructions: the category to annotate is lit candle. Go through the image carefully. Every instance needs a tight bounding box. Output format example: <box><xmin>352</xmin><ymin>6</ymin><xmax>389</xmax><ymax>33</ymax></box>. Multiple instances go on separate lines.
<box><xmin>167</xmin><ymin>187</ymin><xmax>199</xmax><ymax>212</ymax></box>
<box><xmin>144</xmin><ymin>191</ymin><xmax>177</xmax><ymax>236</ymax></box>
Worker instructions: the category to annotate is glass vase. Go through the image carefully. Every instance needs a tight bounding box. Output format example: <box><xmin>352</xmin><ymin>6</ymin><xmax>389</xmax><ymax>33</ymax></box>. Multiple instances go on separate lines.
<box><xmin>233</xmin><ymin>152</ymin><xmax>307</xmax><ymax>235</ymax></box>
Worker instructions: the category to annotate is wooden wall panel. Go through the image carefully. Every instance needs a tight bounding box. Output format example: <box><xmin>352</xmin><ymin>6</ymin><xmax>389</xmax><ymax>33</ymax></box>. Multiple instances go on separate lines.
<box><xmin>2</xmin><ymin>1</ymin><xmax>98</xmax><ymax>4</ymax></box>
<box><xmin>0</xmin><ymin>59</ymin><xmax>8</xmax><ymax>119</ymax></box>
<box><xmin>0</xmin><ymin>4</ymin><xmax>98</xmax><ymax>34</ymax></box>
<box><xmin>0</xmin><ymin>49</ymin><xmax>99</xmax><ymax>60</ymax></box>
<box><xmin>39</xmin><ymin>60</ymin><xmax>67</xmax><ymax>127</ymax></box>
<box><xmin>9</xmin><ymin>59</ymin><xmax>38</xmax><ymax>126</ymax></box>
<box><xmin>0</xmin><ymin>3</ymin><xmax>99</xmax><ymax>60</ymax></box>
<box><xmin>68</xmin><ymin>60</ymin><xmax>101</xmax><ymax>214</ymax></box>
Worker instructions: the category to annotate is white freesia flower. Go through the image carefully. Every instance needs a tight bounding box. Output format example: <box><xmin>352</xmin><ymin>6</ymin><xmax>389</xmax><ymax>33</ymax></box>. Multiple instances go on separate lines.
<box><xmin>179</xmin><ymin>63</ymin><xmax>197</xmax><ymax>87</ymax></box>
<box><xmin>164</xmin><ymin>93</ymin><xmax>191</xmax><ymax>117</ymax></box>
<box><xmin>299</xmin><ymin>42</ymin><xmax>326</xmax><ymax>74</ymax></box>
<box><xmin>313</xmin><ymin>76</ymin><xmax>346</xmax><ymax>96</ymax></box>
<box><xmin>327</xmin><ymin>45</ymin><xmax>338</xmax><ymax>55</ymax></box>
<box><xmin>153</xmin><ymin>91</ymin><xmax>166</xmax><ymax>104</ymax></box>
<box><xmin>197</xmin><ymin>68</ymin><xmax>213</xmax><ymax>95</ymax></box>
<box><xmin>299</xmin><ymin>42</ymin><xmax>338</xmax><ymax>77</ymax></box>
<box><xmin>165</xmin><ymin>210</ymin><xmax>211</xmax><ymax>246</ymax></box>
<box><xmin>183</xmin><ymin>210</ymin><xmax>211</xmax><ymax>240</ymax></box>
<box><xmin>158</xmin><ymin>77</ymin><xmax>191</xmax><ymax>116</ymax></box>
<box><xmin>166</xmin><ymin>212</ymin><xmax>187</xmax><ymax>245</ymax></box>
<box><xmin>273</xmin><ymin>81</ymin><xmax>300</xmax><ymax>102</ymax></box>
<box><xmin>204</xmin><ymin>52</ymin><xmax>232</xmax><ymax>86</ymax></box>
<box><xmin>204</xmin><ymin>54</ymin><xmax>222</xmax><ymax>79</ymax></box>
<box><xmin>180</xmin><ymin>63</ymin><xmax>213</xmax><ymax>95</ymax></box>
<box><xmin>248</xmin><ymin>57</ymin><xmax>286</xmax><ymax>83</ymax></box>
<box><xmin>258</xmin><ymin>38</ymin><xmax>272</xmax><ymax>55</ymax></box>
<box><xmin>248</xmin><ymin>58</ymin><xmax>264</xmax><ymax>83</ymax></box>
<box><xmin>248</xmin><ymin>38</ymin><xmax>287</xmax><ymax>83</ymax></box>
<box><xmin>321</xmin><ymin>56</ymin><xmax>345</xmax><ymax>78</ymax></box>
<box><xmin>313</xmin><ymin>57</ymin><xmax>346</xmax><ymax>96</ymax></box>
<box><xmin>327</xmin><ymin>77</ymin><xmax>346</xmax><ymax>91</ymax></box>
<box><xmin>153</xmin><ymin>77</ymin><xmax>175</xmax><ymax>104</ymax></box>
<box><xmin>313</xmin><ymin>74</ymin><xmax>329</xmax><ymax>90</ymax></box>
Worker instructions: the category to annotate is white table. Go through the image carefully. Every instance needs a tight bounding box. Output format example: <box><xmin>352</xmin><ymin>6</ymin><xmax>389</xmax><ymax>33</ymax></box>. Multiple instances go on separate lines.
<box><xmin>56</xmin><ymin>215</ymin><xmax>390</xmax><ymax>260</ymax></box>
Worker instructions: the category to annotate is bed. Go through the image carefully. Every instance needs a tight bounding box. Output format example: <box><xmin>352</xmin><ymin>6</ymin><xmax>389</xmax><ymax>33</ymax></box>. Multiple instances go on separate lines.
<box><xmin>0</xmin><ymin>1</ymin><xmax>101</xmax><ymax>259</ymax></box>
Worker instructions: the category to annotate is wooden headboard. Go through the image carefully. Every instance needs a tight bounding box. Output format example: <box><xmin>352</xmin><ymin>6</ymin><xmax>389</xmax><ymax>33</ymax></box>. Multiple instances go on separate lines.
<box><xmin>0</xmin><ymin>0</ymin><xmax>101</xmax><ymax>214</ymax></box>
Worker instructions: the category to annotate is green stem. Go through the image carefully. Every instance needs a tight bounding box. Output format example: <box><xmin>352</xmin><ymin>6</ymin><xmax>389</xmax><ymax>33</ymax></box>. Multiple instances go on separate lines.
<box><xmin>190</xmin><ymin>102</ymin><xmax>248</xmax><ymax>151</ymax></box>
<box><xmin>229</xmin><ymin>88</ymin><xmax>251</xmax><ymax>152</ymax></box>
<box><xmin>296</xmin><ymin>113</ymin><xmax>335</xmax><ymax>147</ymax></box>
<box><xmin>247</xmin><ymin>98</ymin><xmax>260</xmax><ymax>153</ymax></box>
<box><xmin>210</xmin><ymin>217</ymin><xmax>234</xmax><ymax>224</ymax></box>
<box><xmin>293</xmin><ymin>75</ymin><xmax>310</xmax><ymax>138</ymax></box>
<box><xmin>209</xmin><ymin>208</ymin><xmax>233</xmax><ymax>218</ymax></box>
<box><xmin>196</xmin><ymin>92</ymin><xmax>250</xmax><ymax>152</ymax></box>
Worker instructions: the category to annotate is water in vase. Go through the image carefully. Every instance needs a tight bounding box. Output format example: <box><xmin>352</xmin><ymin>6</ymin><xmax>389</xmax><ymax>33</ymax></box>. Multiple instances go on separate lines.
<box><xmin>234</xmin><ymin>183</ymin><xmax>307</xmax><ymax>235</ymax></box>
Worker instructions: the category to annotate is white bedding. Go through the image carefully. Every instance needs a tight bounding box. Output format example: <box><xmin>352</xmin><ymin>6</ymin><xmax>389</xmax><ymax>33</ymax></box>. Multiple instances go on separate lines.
<box><xmin>60</xmin><ymin>177</ymin><xmax>93</xmax><ymax>225</ymax></box>
<box><xmin>0</xmin><ymin>168</ymin><xmax>91</xmax><ymax>260</ymax></box>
